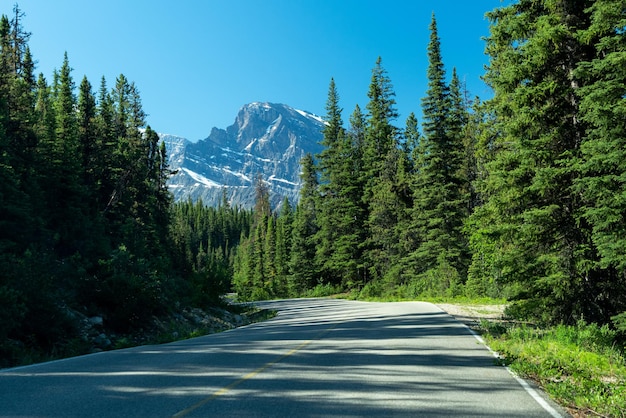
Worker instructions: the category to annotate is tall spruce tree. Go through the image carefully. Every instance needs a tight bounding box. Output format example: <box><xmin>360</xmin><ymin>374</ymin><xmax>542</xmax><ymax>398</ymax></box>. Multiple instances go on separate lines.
<box><xmin>361</xmin><ymin>57</ymin><xmax>400</xmax><ymax>284</ymax></box>
<box><xmin>78</xmin><ymin>76</ymin><xmax>98</xmax><ymax>193</ymax></box>
<box><xmin>574</xmin><ymin>0</ymin><xmax>626</xmax><ymax>322</ymax></box>
<box><xmin>290</xmin><ymin>153</ymin><xmax>320</xmax><ymax>294</ymax></box>
<box><xmin>362</xmin><ymin>57</ymin><xmax>398</xmax><ymax>184</ymax></box>
<box><xmin>315</xmin><ymin>79</ymin><xmax>366</xmax><ymax>286</ymax></box>
<box><xmin>233</xmin><ymin>173</ymin><xmax>273</xmax><ymax>300</ymax></box>
<box><xmin>95</xmin><ymin>76</ymin><xmax>116</xmax><ymax>213</ymax></box>
<box><xmin>408</xmin><ymin>14</ymin><xmax>468</xmax><ymax>294</ymax></box>
<box><xmin>347</xmin><ymin>104</ymin><xmax>368</xmax><ymax>286</ymax></box>
<box><xmin>49</xmin><ymin>53</ymin><xmax>92</xmax><ymax>257</ymax></box>
<box><xmin>469</xmin><ymin>0</ymin><xmax>608</xmax><ymax>324</ymax></box>
<box><xmin>275</xmin><ymin>197</ymin><xmax>293</xmax><ymax>293</ymax></box>
<box><xmin>315</xmin><ymin>78</ymin><xmax>344</xmax><ymax>283</ymax></box>
<box><xmin>0</xmin><ymin>10</ymin><xmax>37</xmax><ymax>344</ymax></box>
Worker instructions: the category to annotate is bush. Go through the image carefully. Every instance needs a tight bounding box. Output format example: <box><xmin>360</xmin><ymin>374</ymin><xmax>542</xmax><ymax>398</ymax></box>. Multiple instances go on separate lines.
<box><xmin>305</xmin><ymin>283</ymin><xmax>342</xmax><ymax>298</ymax></box>
<box><xmin>612</xmin><ymin>312</ymin><xmax>626</xmax><ymax>334</ymax></box>
<box><xmin>249</xmin><ymin>287</ymin><xmax>271</xmax><ymax>301</ymax></box>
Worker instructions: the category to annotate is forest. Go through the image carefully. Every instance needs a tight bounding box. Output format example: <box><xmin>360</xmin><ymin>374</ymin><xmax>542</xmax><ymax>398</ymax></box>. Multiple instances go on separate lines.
<box><xmin>1</xmin><ymin>0</ymin><xmax>625</xmax><ymax>366</ymax></box>
<box><xmin>235</xmin><ymin>0</ymin><xmax>626</xmax><ymax>330</ymax></box>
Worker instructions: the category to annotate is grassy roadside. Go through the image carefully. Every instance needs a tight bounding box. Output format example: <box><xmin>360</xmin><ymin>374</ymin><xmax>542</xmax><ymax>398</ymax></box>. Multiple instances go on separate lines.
<box><xmin>478</xmin><ymin>320</ymin><xmax>626</xmax><ymax>417</ymax></box>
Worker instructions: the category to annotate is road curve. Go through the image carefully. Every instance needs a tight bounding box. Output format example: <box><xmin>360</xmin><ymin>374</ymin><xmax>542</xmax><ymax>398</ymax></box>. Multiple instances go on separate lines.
<box><xmin>0</xmin><ymin>299</ymin><xmax>568</xmax><ymax>417</ymax></box>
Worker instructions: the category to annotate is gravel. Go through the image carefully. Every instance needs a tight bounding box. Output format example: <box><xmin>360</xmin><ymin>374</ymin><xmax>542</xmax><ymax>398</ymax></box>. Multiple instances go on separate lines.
<box><xmin>436</xmin><ymin>303</ymin><xmax>506</xmax><ymax>328</ymax></box>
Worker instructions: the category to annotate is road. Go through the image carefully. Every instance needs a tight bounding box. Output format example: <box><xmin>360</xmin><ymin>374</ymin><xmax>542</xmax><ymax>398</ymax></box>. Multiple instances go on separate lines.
<box><xmin>0</xmin><ymin>299</ymin><xmax>568</xmax><ymax>417</ymax></box>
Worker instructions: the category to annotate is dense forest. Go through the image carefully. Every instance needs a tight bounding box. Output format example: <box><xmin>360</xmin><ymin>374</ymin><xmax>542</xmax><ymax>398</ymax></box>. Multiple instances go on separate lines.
<box><xmin>233</xmin><ymin>0</ymin><xmax>626</xmax><ymax>330</ymax></box>
<box><xmin>0</xmin><ymin>5</ymin><xmax>252</xmax><ymax>365</ymax></box>
<box><xmin>1</xmin><ymin>0</ymin><xmax>625</xmax><ymax>365</ymax></box>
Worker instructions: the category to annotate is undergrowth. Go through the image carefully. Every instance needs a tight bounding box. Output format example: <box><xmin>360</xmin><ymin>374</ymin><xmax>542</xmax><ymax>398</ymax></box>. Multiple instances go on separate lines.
<box><xmin>481</xmin><ymin>320</ymin><xmax>626</xmax><ymax>417</ymax></box>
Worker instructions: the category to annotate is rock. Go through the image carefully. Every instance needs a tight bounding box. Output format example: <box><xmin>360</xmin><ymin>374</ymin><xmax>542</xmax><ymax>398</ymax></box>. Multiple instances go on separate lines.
<box><xmin>163</xmin><ymin>102</ymin><xmax>325</xmax><ymax>209</ymax></box>
<box><xmin>94</xmin><ymin>333</ymin><xmax>111</xmax><ymax>349</ymax></box>
<box><xmin>88</xmin><ymin>316</ymin><xmax>103</xmax><ymax>327</ymax></box>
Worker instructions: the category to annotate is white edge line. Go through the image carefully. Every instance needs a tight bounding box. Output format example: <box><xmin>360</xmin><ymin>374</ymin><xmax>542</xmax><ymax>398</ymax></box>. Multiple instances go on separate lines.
<box><xmin>465</xmin><ymin>324</ymin><xmax>565</xmax><ymax>418</ymax></box>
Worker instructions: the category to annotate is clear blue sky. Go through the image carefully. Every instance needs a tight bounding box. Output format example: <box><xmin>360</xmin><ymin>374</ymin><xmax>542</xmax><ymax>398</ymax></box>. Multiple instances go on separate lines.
<box><xmin>11</xmin><ymin>1</ymin><xmax>507</xmax><ymax>141</ymax></box>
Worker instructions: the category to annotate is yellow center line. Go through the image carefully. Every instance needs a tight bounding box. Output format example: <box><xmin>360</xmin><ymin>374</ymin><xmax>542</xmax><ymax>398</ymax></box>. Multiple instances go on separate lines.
<box><xmin>172</xmin><ymin>326</ymin><xmax>335</xmax><ymax>418</ymax></box>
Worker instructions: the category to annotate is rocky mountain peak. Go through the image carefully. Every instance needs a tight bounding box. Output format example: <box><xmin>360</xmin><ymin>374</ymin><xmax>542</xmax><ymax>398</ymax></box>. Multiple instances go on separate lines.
<box><xmin>163</xmin><ymin>102</ymin><xmax>325</xmax><ymax>208</ymax></box>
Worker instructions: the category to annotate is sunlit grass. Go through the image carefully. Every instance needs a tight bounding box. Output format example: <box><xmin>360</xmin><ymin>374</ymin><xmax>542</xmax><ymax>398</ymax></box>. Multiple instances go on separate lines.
<box><xmin>481</xmin><ymin>320</ymin><xmax>626</xmax><ymax>417</ymax></box>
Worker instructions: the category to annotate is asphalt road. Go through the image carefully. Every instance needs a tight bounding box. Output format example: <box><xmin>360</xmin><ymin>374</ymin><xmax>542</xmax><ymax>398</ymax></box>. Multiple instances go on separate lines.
<box><xmin>0</xmin><ymin>299</ymin><xmax>568</xmax><ymax>417</ymax></box>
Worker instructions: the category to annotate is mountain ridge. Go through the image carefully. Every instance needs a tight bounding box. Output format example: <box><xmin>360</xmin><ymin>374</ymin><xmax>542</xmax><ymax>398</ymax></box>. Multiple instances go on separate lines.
<box><xmin>162</xmin><ymin>102</ymin><xmax>325</xmax><ymax>208</ymax></box>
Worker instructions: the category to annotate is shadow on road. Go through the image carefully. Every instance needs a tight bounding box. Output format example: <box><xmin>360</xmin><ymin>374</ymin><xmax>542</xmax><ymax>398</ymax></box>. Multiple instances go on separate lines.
<box><xmin>0</xmin><ymin>299</ymin><xmax>561</xmax><ymax>418</ymax></box>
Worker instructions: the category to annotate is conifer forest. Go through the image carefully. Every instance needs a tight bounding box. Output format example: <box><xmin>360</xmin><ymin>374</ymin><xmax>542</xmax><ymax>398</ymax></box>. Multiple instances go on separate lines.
<box><xmin>2</xmin><ymin>1</ymin><xmax>626</xmax><ymax>364</ymax></box>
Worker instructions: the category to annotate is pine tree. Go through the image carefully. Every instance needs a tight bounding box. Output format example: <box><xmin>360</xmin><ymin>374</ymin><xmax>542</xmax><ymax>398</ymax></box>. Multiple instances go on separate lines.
<box><xmin>574</xmin><ymin>0</ymin><xmax>626</xmax><ymax>321</ymax></box>
<box><xmin>77</xmin><ymin>77</ymin><xmax>96</xmax><ymax>168</ymax></box>
<box><xmin>290</xmin><ymin>153</ymin><xmax>320</xmax><ymax>295</ymax></box>
<box><xmin>264</xmin><ymin>214</ymin><xmax>278</xmax><ymax>294</ymax></box>
<box><xmin>253</xmin><ymin>172</ymin><xmax>271</xmax><ymax>226</ymax></box>
<box><xmin>0</xmin><ymin>15</ymin><xmax>33</xmax><ymax>261</ymax></box>
<box><xmin>275</xmin><ymin>197</ymin><xmax>293</xmax><ymax>292</ymax></box>
<box><xmin>77</xmin><ymin>76</ymin><xmax>99</xmax><ymax>205</ymax></box>
<box><xmin>407</xmin><ymin>14</ymin><xmax>468</xmax><ymax>295</ymax></box>
<box><xmin>346</xmin><ymin>104</ymin><xmax>368</xmax><ymax>286</ymax></box>
<box><xmin>315</xmin><ymin>78</ymin><xmax>365</xmax><ymax>286</ymax></box>
<box><xmin>362</xmin><ymin>57</ymin><xmax>398</xmax><ymax>186</ymax></box>
<box><xmin>0</xmin><ymin>10</ymin><xmax>37</xmax><ymax>188</ymax></box>
<box><xmin>95</xmin><ymin>76</ymin><xmax>116</xmax><ymax>213</ymax></box>
<box><xmin>469</xmin><ymin>0</ymin><xmax>606</xmax><ymax>324</ymax></box>
<box><xmin>47</xmin><ymin>53</ymin><xmax>91</xmax><ymax>256</ymax></box>
<box><xmin>360</xmin><ymin>57</ymin><xmax>401</xmax><ymax>285</ymax></box>
<box><xmin>398</xmin><ymin>112</ymin><xmax>422</xmax><ymax>260</ymax></box>
<box><xmin>444</xmin><ymin>68</ymin><xmax>471</xmax><ymax>269</ymax></box>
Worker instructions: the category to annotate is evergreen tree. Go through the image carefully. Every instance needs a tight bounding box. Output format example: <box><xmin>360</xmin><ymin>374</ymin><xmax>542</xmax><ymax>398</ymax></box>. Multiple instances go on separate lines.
<box><xmin>408</xmin><ymin>14</ymin><xmax>468</xmax><ymax>294</ymax></box>
<box><xmin>469</xmin><ymin>0</ymin><xmax>605</xmax><ymax>324</ymax></box>
<box><xmin>7</xmin><ymin>5</ymin><xmax>29</xmax><ymax>77</ymax></box>
<box><xmin>463</xmin><ymin>99</ymin><xmax>503</xmax><ymax>298</ymax></box>
<box><xmin>0</xmin><ymin>13</ymin><xmax>34</xmax><ymax>339</ymax></box>
<box><xmin>232</xmin><ymin>174</ymin><xmax>274</xmax><ymax>300</ymax></box>
<box><xmin>346</xmin><ymin>104</ymin><xmax>368</xmax><ymax>286</ymax></box>
<box><xmin>78</xmin><ymin>76</ymin><xmax>98</xmax><ymax>192</ymax></box>
<box><xmin>290</xmin><ymin>153</ymin><xmax>320</xmax><ymax>294</ymax></box>
<box><xmin>0</xmin><ymin>10</ymin><xmax>37</xmax><ymax>189</ymax></box>
<box><xmin>361</xmin><ymin>57</ymin><xmax>400</xmax><ymax>285</ymax></box>
<box><xmin>445</xmin><ymin>67</ymin><xmax>471</xmax><ymax>269</ymax></box>
<box><xmin>264</xmin><ymin>214</ymin><xmax>278</xmax><ymax>293</ymax></box>
<box><xmin>252</xmin><ymin>172</ymin><xmax>271</xmax><ymax>226</ymax></box>
<box><xmin>397</xmin><ymin>112</ymin><xmax>422</xmax><ymax>263</ymax></box>
<box><xmin>315</xmin><ymin>79</ymin><xmax>366</xmax><ymax>286</ymax></box>
<box><xmin>48</xmin><ymin>52</ymin><xmax>91</xmax><ymax>257</ymax></box>
<box><xmin>275</xmin><ymin>197</ymin><xmax>293</xmax><ymax>291</ymax></box>
<box><xmin>362</xmin><ymin>57</ymin><xmax>399</xmax><ymax>185</ymax></box>
<box><xmin>367</xmin><ymin>145</ymin><xmax>412</xmax><ymax>289</ymax></box>
<box><xmin>95</xmin><ymin>76</ymin><xmax>116</xmax><ymax>213</ymax></box>
<box><xmin>574</xmin><ymin>0</ymin><xmax>626</xmax><ymax>321</ymax></box>
<box><xmin>176</xmin><ymin>199</ymin><xmax>251</xmax><ymax>303</ymax></box>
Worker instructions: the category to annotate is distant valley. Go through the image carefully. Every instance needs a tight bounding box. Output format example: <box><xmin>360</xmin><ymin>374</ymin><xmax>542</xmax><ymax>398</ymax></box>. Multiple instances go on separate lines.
<box><xmin>161</xmin><ymin>102</ymin><xmax>325</xmax><ymax>208</ymax></box>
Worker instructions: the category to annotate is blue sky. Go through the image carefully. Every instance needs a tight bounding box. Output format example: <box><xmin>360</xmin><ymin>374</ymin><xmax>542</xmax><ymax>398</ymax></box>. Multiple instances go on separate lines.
<box><xmin>11</xmin><ymin>1</ymin><xmax>507</xmax><ymax>141</ymax></box>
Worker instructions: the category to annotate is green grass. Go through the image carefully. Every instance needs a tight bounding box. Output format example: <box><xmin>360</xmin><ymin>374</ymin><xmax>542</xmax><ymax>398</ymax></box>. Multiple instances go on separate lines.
<box><xmin>347</xmin><ymin>291</ymin><xmax>506</xmax><ymax>305</ymax></box>
<box><xmin>481</xmin><ymin>320</ymin><xmax>626</xmax><ymax>417</ymax></box>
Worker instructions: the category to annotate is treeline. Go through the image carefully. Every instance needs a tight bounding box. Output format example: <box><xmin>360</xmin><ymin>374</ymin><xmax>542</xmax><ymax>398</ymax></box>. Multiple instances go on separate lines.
<box><xmin>0</xmin><ymin>6</ymin><xmax>250</xmax><ymax>365</ymax></box>
<box><xmin>3</xmin><ymin>1</ymin><xmax>626</xmax><ymax>365</ymax></box>
<box><xmin>235</xmin><ymin>2</ymin><xmax>626</xmax><ymax>329</ymax></box>
<box><xmin>171</xmin><ymin>197</ymin><xmax>252</xmax><ymax>306</ymax></box>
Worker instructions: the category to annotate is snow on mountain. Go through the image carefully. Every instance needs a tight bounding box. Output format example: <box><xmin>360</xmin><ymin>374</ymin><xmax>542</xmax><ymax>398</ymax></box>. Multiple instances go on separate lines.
<box><xmin>161</xmin><ymin>102</ymin><xmax>324</xmax><ymax>208</ymax></box>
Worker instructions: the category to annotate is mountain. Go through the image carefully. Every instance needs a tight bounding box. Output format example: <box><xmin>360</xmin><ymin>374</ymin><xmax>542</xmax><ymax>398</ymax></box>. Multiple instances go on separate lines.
<box><xmin>161</xmin><ymin>102</ymin><xmax>325</xmax><ymax>208</ymax></box>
